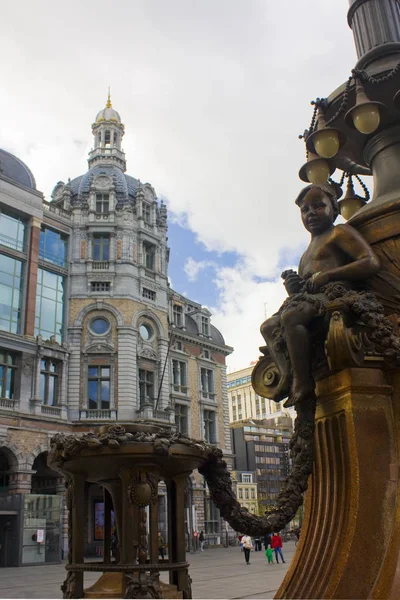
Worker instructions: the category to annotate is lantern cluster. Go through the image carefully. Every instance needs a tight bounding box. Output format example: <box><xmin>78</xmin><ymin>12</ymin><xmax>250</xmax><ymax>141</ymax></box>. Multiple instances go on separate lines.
<box><xmin>298</xmin><ymin>75</ymin><xmax>395</xmax><ymax>219</ymax></box>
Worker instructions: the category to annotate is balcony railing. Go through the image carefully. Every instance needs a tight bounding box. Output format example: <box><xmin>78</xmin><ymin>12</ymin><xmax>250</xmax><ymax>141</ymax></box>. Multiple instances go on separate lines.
<box><xmin>153</xmin><ymin>409</ymin><xmax>171</xmax><ymax>422</ymax></box>
<box><xmin>43</xmin><ymin>201</ymin><xmax>72</xmax><ymax>219</ymax></box>
<box><xmin>92</xmin><ymin>261</ymin><xmax>110</xmax><ymax>270</ymax></box>
<box><xmin>0</xmin><ymin>398</ymin><xmax>17</xmax><ymax>410</ymax></box>
<box><xmin>201</xmin><ymin>391</ymin><xmax>216</xmax><ymax>401</ymax></box>
<box><xmin>41</xmin><ymin>405</ymin><xmax>62</xmax><ymax>417</ymax></box>
<box><xmin>173</xmin><ymin>385</ymin><xmax>188</xmax><ymax>395</ymax></box>
<box><xmin>80</xmin><ymin>409</ymin><xmax>116</xmax><ymax>420</ymax></box>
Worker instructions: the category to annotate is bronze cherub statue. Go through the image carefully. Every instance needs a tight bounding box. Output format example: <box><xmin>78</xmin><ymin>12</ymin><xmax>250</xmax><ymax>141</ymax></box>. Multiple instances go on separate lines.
<box><xmin>259</xmin><ymin>182</ymin><xmax>382</xmax><ymax>407</ymax></box>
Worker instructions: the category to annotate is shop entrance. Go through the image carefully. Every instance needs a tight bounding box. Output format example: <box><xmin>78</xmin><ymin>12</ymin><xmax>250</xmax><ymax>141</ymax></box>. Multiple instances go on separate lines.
<box><xmin>0</xmin><ymin>514</ymin><xmax>18</xmax><ymax>567</ymax></box>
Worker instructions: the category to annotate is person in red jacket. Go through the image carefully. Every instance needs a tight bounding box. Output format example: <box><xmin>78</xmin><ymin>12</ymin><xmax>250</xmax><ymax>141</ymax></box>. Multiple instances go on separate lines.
<box><xmin>271</xmin><ymin>532</ymin><xmax>286</xmax><ymax>563</ymax></box>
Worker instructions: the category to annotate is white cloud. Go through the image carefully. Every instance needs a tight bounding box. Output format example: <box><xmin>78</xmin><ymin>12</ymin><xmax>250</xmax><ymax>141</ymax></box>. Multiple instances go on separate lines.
<box><xmin>211</xmin><ymin>260</ymin><xmax>296</xmax><ymax>370</ymax></box>
<box><xmin>0</xmin><ymin>0</ymin><xmax>358</xmax><ymax>369</ymax></box>
<box><xmin>184</xmin><ymin>257</ymin><xmax>217</xmax><ymax>282</ymax></box>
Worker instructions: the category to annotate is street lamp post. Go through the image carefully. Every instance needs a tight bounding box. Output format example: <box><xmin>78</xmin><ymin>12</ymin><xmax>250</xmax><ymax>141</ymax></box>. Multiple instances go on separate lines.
<box><xmin>274</xmin><ymin>2</ymin><xmax>400</xmax><ymax>599</ymax></box>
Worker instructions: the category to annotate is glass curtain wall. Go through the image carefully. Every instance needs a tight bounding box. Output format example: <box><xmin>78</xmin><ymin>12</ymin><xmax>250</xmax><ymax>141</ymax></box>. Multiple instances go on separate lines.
<box><xmin>0</xmin><ymin>254</ymin><xmax>22</xmax><ymax>334</ymax></box>
<box><xmin>35</xmin><ymin>269</ymin><xmax>64</xmax><ymax>342</ymax></box>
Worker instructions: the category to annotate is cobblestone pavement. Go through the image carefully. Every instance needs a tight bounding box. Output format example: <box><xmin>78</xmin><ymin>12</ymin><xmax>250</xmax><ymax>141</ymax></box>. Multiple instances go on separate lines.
<box><xmin>0</xmin><ymin>542</ymin><xmax>296</xmax><ymax>599</ymax></box>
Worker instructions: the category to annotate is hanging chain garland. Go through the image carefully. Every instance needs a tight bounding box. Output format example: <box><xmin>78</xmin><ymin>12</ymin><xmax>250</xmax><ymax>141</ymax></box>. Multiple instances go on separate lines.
<box><xmin>299</xmin><ymin>59</ymin><xmax>400</xmax><ymax>143</ymax></box>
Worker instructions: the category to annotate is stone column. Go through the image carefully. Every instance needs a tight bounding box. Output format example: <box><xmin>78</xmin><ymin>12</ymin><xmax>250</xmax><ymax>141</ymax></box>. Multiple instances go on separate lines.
<box><xmin>59</xmin><ymin>353</ymin><xmax>69</xmax><ymax>420</ymax></box>
<box><xmin>87</xmin><ymin>232</ymin><xmax>93</xmax><ymax>260</ymax></box>
<box><xmin>30</xmin><ymin>346</ymin><xmax>42</xmax><ymax>415</ymax></box>
<box><xmin>66</xmin><ymin>329</ymin><xmax>82</xmax><ymax>421</ymax></box>
<box><xmin>24</xmin><ymin>216</ymin><xmax>41</xmax><ymax>337</ymax></box>
<box><xmin>109</xmin><ymin>231</ymin><xmax>115</xmax><ymax>262</ymax></box>
<box><xmin>157</xmin><ymin>338</ymin><xmax>170</xmax><ymax>411</ymax></box>
<box><xmin>8</xmin><ymin>470</ymin><xmax>34</xmax><ymax>494</ymax></box>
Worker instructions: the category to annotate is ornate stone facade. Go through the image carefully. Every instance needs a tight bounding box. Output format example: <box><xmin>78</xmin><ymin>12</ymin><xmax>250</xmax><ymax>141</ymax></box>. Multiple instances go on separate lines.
<box><xmin>0</xmin><ymin>96</ymin><xmax>233</xmax><ymax>565</ymax></box>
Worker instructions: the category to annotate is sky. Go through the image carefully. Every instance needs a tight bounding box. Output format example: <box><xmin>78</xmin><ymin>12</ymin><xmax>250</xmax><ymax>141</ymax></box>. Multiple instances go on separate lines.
<box><xmin>1</xmin><ymin>0</ymin><xmax>359</xmax><ymax>371</ymax></box>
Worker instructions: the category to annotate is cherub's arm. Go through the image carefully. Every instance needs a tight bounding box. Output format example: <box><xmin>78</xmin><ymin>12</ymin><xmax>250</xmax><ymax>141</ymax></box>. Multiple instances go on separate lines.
<box><xmin>311</xmin><ymin>224</ymin><xmax>380</xmax><ymax>291</ymax></box>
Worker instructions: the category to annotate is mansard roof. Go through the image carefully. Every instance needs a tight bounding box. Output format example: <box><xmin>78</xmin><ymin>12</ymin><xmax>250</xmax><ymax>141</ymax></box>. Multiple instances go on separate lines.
<box><xmin>0</xmin><ymin>148</ymin><xmax>36</xmax><ymax>190</ymax></box>
<box><xmin>68</xmin><ymin>165</ymin><xmax>139</xmax><ymax>206</ymax></box>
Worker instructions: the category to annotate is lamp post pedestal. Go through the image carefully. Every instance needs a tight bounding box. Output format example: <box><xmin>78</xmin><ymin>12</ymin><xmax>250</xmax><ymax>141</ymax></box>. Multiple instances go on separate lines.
<box><xmin>276</xmin><ymin>365</ymin><xmax>400</xmax><ymax>599</ymax></box>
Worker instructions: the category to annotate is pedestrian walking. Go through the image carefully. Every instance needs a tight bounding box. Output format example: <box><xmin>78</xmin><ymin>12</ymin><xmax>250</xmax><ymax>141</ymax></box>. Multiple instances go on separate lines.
<box><xmin>265</xmin><ymin>544</ymin><xmax>274</xmax><ymax>564</ymax></box>
<box><xmin>263</xmin><ymin>533</ymin><xmax>272</xmax><ymax>550</ymax></box>
<box><xmin>199</xmin><ymin>530</ymin><xmax>205</xmax><ymax>552</ymax></box>
<box><xmin>254</xmin><ymin>535</ymin><xmax>262</xmax><ymax>551</ymax></box>
<box><xmin>158</xmin><ymin>532</ymin><xmax>166</xmax><ymax>560</ymax></box>
<box><xmin>241</xmin><ymin>534</ymin><xmax>253</xmax><ymax>565</ymax></box>
<box><xmin>271</xmin><ymin>532</ymin><xmax>285</xmax><ymax>563</ymax></box>
<box><xmin>294</xmin><ymin>527</ymin><xmax>301</xmax><ymax>545</ymax></box>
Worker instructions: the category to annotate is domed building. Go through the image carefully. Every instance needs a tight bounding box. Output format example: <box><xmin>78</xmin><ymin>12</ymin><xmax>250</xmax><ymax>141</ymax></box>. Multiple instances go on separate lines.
<box><xmin>0</xmin><ymin>95</ymin><xmax>234</xmax><ymax>564</ymax></box>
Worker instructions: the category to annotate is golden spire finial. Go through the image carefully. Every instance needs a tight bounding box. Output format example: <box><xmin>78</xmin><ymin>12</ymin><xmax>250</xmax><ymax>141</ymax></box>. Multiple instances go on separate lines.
<box><xmin>106</xmin><ymin>87</ymin><xmax>112</xmax><ymax>108</ymax></box>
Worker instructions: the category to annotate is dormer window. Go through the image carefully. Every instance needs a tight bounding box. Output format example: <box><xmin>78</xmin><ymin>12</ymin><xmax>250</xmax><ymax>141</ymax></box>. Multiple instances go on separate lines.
<box><xmin>173</xmin><ymin>304</ymin><xmax>183</xmax><ymax>327</ymax></box>
<box><xmin>201</xmin><ymin>316</ymin><xmax>209</xmax><ymax>336</ymax></box>
<box><xmin>96</xmin><ymin>194</ymin><xmax>109</xmax><ymax>214</ymax></box>
<box><xmin>105</xmin><ymin>130</ymin><xmax>111</xmax><ymax>146</ymax></box>
<box><xmin>143</xmin><ymin>203</ymin><xmax>151</xmax><ymax>225</ymax></box>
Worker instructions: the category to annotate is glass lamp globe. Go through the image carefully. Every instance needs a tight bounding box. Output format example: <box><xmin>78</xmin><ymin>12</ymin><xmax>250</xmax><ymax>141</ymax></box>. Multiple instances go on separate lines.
<box><xmin>339</xmin><ymin>197</ymin><xmax>365</xmax><ymax>220</ymax></box>
<box><xmin>305</xmin><ymin>159</ymin><xmax>330</xmax><ymax>185</ymax></box>
<box><xmin>314</xmin><ymin>129</ymin><xmax>340</xmax><ymax>159</ymax></box>
<box><xmin>352</xmin><ymin>104</ymin><xmax>380</xmax><ymax>135</ymax></box>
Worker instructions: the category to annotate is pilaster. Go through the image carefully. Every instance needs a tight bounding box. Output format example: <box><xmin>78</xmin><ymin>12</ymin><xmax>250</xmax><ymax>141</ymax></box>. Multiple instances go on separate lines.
<box><xmin>116</xmin><ymin>326</ymin><xmax>137</xmax><ymax>420</ymax></box>
<box><xmin>24</xmin><ymin>216</ymin><xmax>41</xmax><ymax>337</ymax></box>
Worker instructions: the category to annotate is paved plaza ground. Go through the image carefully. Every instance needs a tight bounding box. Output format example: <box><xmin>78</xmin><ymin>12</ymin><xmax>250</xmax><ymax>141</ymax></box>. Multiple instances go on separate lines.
<box><xmin>0</xmin><ymin>542</ymin><xmax>296</xmax><ymax>599</ymax></box>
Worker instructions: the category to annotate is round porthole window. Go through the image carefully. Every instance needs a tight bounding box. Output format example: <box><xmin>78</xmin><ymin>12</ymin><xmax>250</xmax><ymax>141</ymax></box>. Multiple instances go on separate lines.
<box><xmin>90</xmin><ymin>317</ymin><xmax>110</xmax><ymax>335</ymax></box>
<box><xmin>139</xmin><ymin>323</ymin><xmax>153</xmax><ymax>341</ymax></box>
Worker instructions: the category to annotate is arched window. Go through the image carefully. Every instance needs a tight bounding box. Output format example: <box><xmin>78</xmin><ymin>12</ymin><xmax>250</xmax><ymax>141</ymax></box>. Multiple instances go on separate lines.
<box><xmin>105</xmin><ymin>130</ymin><xmax>111</xmax><ymax>145</ymax></box>
<box><xmin>113</xmin><ymin>131</ymin><xmax>118</xmax><ymax>146</ymax></box>
<box><xmin>97</xmin><ymin>132</ymin><xmax>101</xmax><ymax>146</ymax></box>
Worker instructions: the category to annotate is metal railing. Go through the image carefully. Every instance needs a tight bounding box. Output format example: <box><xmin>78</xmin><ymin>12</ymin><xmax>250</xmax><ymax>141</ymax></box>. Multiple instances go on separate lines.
<box><xmin>0</xmin><ymin>232</ymin><xmax>24</xmax><ymax>252</ymax></box>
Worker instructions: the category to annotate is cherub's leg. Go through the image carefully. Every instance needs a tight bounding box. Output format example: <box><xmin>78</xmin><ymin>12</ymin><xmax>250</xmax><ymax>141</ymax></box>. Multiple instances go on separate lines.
<box><xmin>260</xmin><ymin>315</ymin><xmax>291</xmax><ymax>394</ymax></box>
<box><xmin>281</xmin><ymin>303</ymin><xmax>319</xmax><ymax>405</ymax></box>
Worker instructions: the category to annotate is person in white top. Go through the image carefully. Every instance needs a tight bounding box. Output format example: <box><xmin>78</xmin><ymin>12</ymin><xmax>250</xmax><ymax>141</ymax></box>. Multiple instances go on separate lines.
<box><xmin>241</xmin><ymin>535</ymin><xmax>253</xmax><ymax>565</ymax></box>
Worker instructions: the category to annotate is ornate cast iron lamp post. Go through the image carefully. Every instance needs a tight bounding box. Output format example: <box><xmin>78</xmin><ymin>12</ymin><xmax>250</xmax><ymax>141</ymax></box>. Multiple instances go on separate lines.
<box><xmin>271</xmin><ymin>2</ymin><xmax>400</xmax><ymax>598</ymax></box>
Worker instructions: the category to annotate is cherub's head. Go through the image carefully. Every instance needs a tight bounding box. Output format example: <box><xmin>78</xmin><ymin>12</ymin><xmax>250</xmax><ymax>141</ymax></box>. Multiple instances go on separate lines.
<box><xmin>295</xmin><ymin>183</ymin><xmax>340</xmax><ymax>234</ymax></box>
